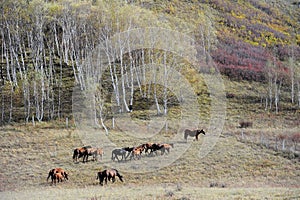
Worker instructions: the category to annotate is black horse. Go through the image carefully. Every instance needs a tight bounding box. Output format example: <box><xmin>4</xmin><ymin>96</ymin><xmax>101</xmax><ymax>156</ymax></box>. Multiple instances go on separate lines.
<box><xmin>111</xmin><ymin>147</ymin><xmax>134</xmax><ymax>161</ymax></box>
<box><xmin>96</xmin><ymin>169</ymin><xmax>123</xmax><ymax>186</ymax></box>
<box><xmin>111</xmin><ymin>148</ymin><xmax>126</xmax><ymax>161</ymax></box>
<box><xmin>142</xmin><ymin>143</ymin><xmax>164</xmax><ymax>156</ymax></box>
<box><xmin>184</xmin><ymin>129</ymin><xmax>205</xmax><ymax>141</ymax></box>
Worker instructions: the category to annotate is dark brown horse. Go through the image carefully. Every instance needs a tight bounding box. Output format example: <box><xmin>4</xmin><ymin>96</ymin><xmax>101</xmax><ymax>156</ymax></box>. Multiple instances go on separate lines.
<box><xmin>47</xmin><ymin>168</ymin><xmax>68</xmax><ymax>184</ymax></box>
<box><xmin>72</xmin><ymin>145</ymin><xmax>92</xmax><ymax>162</ymax></box>
<box><xmin>144</xmin><ymin>143</ymin><xmax>163</xmax><ymax>156</ymax></box>
<box><xmin>184</xmin><ymin>129</ymin><xmax>205</xmax><ymax>141</ymax></box>
<box><xmin>96</xmin><ymin>169</ymin><xmax>123</xmax><ymax>186</ymax></box>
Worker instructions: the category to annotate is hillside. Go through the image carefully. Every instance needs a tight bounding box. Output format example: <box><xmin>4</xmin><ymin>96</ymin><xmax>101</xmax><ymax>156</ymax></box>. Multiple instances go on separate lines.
<box><xmin>138</xmin><ymin>0</ymin><xmax>300</xmax><ymax>78</ymax></box>
<box><xmin>0</xmin><ymin>0</ymin><xmax>299</xmax><ymax>123</ymax></box>
<box><xmin>0</xmin><ymin>0</ymin><xmax>300</xmax><ymax>199</ymax></box>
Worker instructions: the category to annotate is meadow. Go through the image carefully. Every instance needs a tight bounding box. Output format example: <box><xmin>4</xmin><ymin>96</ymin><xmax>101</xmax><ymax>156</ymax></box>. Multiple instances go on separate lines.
<box><xmin>1</xmin><ymin>109</ymin><xmax>299</xmax><ymax>199</ymax></box>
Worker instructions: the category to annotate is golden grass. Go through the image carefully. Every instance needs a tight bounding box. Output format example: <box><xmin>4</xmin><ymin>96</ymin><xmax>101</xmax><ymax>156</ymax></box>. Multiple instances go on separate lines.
<box><xmin>0</xmin><ymin>123</ymin><xmax>299</xmax><ymax>194</ymax></box>
<box><xmin>2</xmin><ymin>185</ymin><xmax>299</xmax><ymax>200</ymax></box>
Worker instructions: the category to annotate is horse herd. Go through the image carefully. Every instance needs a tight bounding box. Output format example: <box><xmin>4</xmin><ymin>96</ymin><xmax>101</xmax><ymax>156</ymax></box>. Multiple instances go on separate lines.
<box><xmin>111</xmin><ymin>142</ymin><xmax>174</xmax><ymax>162</ymax></box>
<box><xmin>46</xmin><ymin>129</ymin><xmax>205</xmax><ymax>186</ymax></box>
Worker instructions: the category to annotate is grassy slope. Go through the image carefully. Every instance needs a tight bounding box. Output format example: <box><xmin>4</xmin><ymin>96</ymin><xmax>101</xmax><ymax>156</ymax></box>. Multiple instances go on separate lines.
<box><xmin>0</xmin><ymin>77</ymin><xmax>299</xmax><ymax>198</ymax></box>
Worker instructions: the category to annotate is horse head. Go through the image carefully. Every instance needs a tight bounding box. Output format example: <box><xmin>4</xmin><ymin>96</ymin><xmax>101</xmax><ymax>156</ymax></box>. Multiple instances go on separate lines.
<box><xmin>198</xmin><ymin>129</ymin><xmax>205</xmax><ymax>135</ymax></box>
<box><xmin>97</xmin><ymin>171</ymin><xmax>106</xmax><ymax>185</ymax></box>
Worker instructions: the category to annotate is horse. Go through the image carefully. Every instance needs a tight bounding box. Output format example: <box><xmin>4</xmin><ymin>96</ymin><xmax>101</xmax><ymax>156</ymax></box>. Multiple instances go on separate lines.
<box><xmin>53</xmin><ymin>173</ymin><xmax>64</xmax><ymax>184</ymax></box>
<box><xmin>184</xmin><ymin>129</ymin><xmax>205</xmax><ymax>141</ymax></box>
<box><xmin>143</xmin><ymin>142</ymin><xmax>154</xmax><ymax>154</ymax></box>
<box><xmin>95</xmin><ymin>148</ymin><xmax>104</xmax><ymax>160</ymax></box>
<box><xmin>73</xmin><ymin>145</ymin><xmax>92</xmax><ymax>162</ymax></box>
<box><xmin>47</xmin><ymin>168</ymin><xmax>68</xmax><ymax>184</ymax></box>
<box><xmin>111</xmin><ymin>148</ymin><xmax>127</xmax><ymax>162</ymax></box>
<box><xmin>130</xmin><ymin>144</ymin><xmax>145</xmax><ymax>160</ymax></box>
<box><xmin>159</xmin><ymin>143</ymin><xmax>174</xmax><ymax>155</ymax></box>
<box><xmin>144</xmin><ymin>143</ymin><xmax>163</xmax><ymax>156</ymax></box>
<box><xmin>122</xmin><ymin>147</ymin><xmax>134</xmax><ymax>160</ymax></box>
<box><xmin>82</xmin><ymin>147</ymin><xmax>104</xmax><ymax>162</ymax></box>
<box><xmin>130</xmin><ymin>147</ymin><xmax>143</xmax><ymax>160</ymax></box>
<box><xmin>96</xmin><ymin>169</ymin><xmax>123</xmax><ymax>186</ymax></box>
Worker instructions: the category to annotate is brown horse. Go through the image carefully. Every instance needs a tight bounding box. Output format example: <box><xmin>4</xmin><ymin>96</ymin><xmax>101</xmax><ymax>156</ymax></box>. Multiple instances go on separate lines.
<box><xmin>96</xmin><ymin>169</ymin><xmax>123</xmax><ymax>186</ymax></box>
<box><xmin>184</xmin><ymin>129</ymin><xmax>205</xmax><ymax>141</ymax></box>
<box><xmin>72</xmin><ymin>145</ymin><xmax>92</xmax><ymax>162</ymax></box>
<box><xmin>130</xmin><ymin>144</ymin><xmax>145</xmax><ymax>160</ymax></box>
<box><xmin>47</xmin><ymin>168</ymin><xmax>68</xmax><ymax>184</ymax></box>
<box><xmin>83</xmin><ymin>147</ymin><xmax>104</xmax><ymax>162</ymax></box>
<box><xmin>53</xmin><ymin>173</ymin><xmax>63</xmax><ymax>184</ymax></box>
<box><xmin>130</xmin><ymin>148</ymin><xmax>143</xmax><ymax>160</ymax></box>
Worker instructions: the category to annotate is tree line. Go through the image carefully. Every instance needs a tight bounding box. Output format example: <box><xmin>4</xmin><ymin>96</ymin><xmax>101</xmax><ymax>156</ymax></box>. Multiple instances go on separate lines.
<box><xmin>0</xmin><ymin>0</ymin><xmax>216</xmax><ymax>127</ymax></box>
<box><xmin>0</xmin><ymin>0</ymin><xmax>299</xmax><ymax>126</ymax></box>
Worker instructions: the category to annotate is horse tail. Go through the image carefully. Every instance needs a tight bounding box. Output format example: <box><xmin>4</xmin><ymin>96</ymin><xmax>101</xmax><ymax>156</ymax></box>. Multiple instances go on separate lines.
<box><xmin>46</xmin><ymin>171</ymin><xmax>51</xmax><ymax>182</ymax></box>
<box><xmin>111</xmin><ymin>151</ymin><xmax>114</xmax><ymax>160</ymax></box>
<box><xmin>96</xmin><ymin>172</ymin><xmax>99</xmax><ymax>180</ymax></box>
<box><xmin>184</xmin><ymin>130</ymin><xmax>188</xmax><ymax>140</ymax></box>
<box><xmin>115</xmin><ymin>170</ymin><xmax>123</xmax><ymax>182</ymax></box>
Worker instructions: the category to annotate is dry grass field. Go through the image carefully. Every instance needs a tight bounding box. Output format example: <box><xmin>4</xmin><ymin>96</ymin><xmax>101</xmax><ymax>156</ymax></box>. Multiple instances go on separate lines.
<box><xmin>0</xmin><ymin>119</ymin><xmax>299</xmax><ymax>199</ymax></box>
<box><xmin>1</xmin><ymin>77</ymin><xmax>300</xmax><ymax>200</ymax></box>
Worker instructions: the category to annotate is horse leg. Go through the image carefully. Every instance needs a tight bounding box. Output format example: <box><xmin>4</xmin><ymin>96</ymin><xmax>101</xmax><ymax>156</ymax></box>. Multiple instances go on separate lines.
<box><xmin>122</xmin><ymin>153</ymin><xmax>126</xmax><ymax>161</ymax></box>
<box><xmin>116</xmin><ymin>155</ymin><xmax>120</xmax><ymax>162</ymax></box>
<box><xmin>154</xmin><ymin>150</ymin><xmax>158</xmax><ymax>156</ymax></box>
<box><xmin>111</xmin><ymin>176</ymin><xmax>116</xmax><ymax>183</ymax></box>
<box><xmin>149</xmin><ymin>149</ymin><xmax>154</xmax><ymax>156</ymax></box>
<box><xmin>53</xmin><ymin>176</ymin><xmax>56</xmax><ymax>185</ymax></box>
<box><xmin>184</xmin><ymin>133</ymin><xmax>188</xmax><ymax>142</ymax></box>
<box><xmin>124</xmin><ymin>152</ymin><xmax>129</xmax><ymax>160</ymax></box>
<box><xmin>84</xmin><ymin>154</ymin><xmax>89</xmax><ymax>163</ymax></box>
<box><xmin>111</xmin><ymin>152</ymin><xmax>116</xmax><ymax>161</ymax></box>
<box><xmin>47</xmin><ymin>172</ymin><xmax>51</xmax><ymax>182</ymax></box>
<box><xmin>161</xmin><ymin>148</ymin><xmax>165</xmax><ymax>156</ymax></box>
